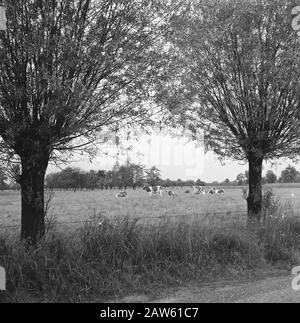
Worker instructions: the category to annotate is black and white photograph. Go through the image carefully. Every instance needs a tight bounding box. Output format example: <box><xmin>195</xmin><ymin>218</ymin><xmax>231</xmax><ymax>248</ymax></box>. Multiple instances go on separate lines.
<box><xmin>1</xmin><ymin>0</ymin><xmax>300</xmax><ymax>307</ymax></box>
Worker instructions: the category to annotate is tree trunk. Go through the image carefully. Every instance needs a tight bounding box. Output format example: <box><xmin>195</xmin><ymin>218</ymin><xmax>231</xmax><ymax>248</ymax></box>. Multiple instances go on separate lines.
<box><xmin>20</xmin><ymin>154</ymin><xmax>49</xmax><ymax>245</ymax></box>
<box><xmin>247</xmin><ymin>155</ymin><xmax>263</xmax><ymax>226</ymax></box>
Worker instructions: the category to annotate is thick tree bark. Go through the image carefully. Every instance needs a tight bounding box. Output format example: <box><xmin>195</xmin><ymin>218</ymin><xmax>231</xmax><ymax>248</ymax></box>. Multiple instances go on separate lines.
<box><xmin>247</xmin><ymin>155</ymin><xmax>263</xmax><ymax>226</ymax></box>
<box><xmin>19</xmin><ymin>152</ymin><xmax>49</xmax><ymax>245</ymax></box>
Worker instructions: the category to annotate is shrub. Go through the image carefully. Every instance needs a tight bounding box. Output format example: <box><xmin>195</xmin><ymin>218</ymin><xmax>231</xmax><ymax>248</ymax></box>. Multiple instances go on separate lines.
<box><xmin>257</xmin><ymin>215</ymin><xmax>300</xmax><ymax>264</ymax></box>
<box><xmin>262</xmin><ymin>188</ymin><xmax>281</xmax><ymax>220</ymax></box>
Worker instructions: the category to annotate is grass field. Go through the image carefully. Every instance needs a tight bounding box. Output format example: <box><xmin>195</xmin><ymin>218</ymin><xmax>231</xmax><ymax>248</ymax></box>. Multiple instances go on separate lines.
<box><xmin>1</xmin><ymin>185</ymin><xmax>300</xmax><ymax>230</ymax></box>
<box><xmin>1</xmin><ymin>184</ymin><xmax>300</xmax><ymax>302</ymax></box>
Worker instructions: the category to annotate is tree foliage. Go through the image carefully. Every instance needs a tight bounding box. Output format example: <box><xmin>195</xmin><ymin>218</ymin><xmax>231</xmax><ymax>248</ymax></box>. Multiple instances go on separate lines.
<box><xmin>0</xmin><ymin>0</ymin><xmax>174</xmax><ymax>162</ymax></box>
<box><xmin>144</xmin><ymin>165</ymin><xmax>161</xmax><ymax>186</ymax></box>
<box><xmin>46</xmin><ymin>162</ymin><xmax>147</xmax><ymax>190</ymax></box>
<box><xmin>236</xmin><ymin>173</ymin><xmax>245</xmax><ymax>186</ymax></box>
<box><xmin>279</xmin><ymin>165</ymin><xmax>300</xmax><ymax>183</ymax></box>
<box><xmin>166</xmin><ymin>0</ymin><xmax>300</xmax><ymax>160</ymax></box>
<box><xmin>265</xmin><ymin>170</ymin><xmax>277</xmax><ymax>184</ymax></box>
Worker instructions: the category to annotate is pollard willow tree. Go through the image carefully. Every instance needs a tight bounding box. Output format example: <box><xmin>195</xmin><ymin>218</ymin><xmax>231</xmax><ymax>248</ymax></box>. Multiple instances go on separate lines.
<box><xmin>161</xmin><ymin>0</ymin><xmax>300</xmax><ymax>224</ymax></box>
<box><xmin>0</xmin><ymin>0</ymin><xmax>178</xmax><ymax>243</ymax></box>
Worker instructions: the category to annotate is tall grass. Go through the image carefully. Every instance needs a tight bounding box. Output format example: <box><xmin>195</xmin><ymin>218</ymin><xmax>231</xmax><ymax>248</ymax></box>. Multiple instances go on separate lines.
<box><xmin>258</xmin><ymin>189</ymin><xmax>300</xmax><ymax>264</ymax></box>
<box><xmin>0</xmin><ymin>215</ymin><xmax>263</xmax><ymax>303</ymax></box>
<box><xmin>1</xmin><ymin>190</ymin><xmax>300</xmax><ymax>302</ymax></box>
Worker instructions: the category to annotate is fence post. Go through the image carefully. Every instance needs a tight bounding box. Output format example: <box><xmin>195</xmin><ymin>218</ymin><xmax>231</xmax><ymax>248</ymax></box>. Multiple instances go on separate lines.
<box><xmin>0</xmin><ymin>266</ymin><xmax>6</xmax><ymax>291</ymax></box>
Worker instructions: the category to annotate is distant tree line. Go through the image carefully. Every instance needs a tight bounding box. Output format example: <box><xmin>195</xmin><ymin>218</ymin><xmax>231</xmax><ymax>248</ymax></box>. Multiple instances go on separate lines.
<box><xmin>44</xmin><ymin>161</ymin><xmax>209</xmax><ymax>191</ymax></box>
<box><xmin>235</xmin><ymin>165</ymin><xmax>300</xmax><ymax>185</ymax></box>
<box><xmin>46</xmin><ymin>162</ymin><xmax>143</xmax><ymax>191</ymax></box>
<box><xmin>4</xmin><ymin>163</ymin><xmax>300</xmax><ymax>192</ymax></box>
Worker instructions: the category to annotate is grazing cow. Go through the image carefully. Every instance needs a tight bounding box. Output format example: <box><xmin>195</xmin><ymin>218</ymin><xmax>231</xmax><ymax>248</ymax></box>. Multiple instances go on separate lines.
<box><xmin>116</xmin><ymin>191</ymin><xmax>127</xmax><ymax>198</ymax></box>
<box><xmin>193</xmin><ymin>186</ymin><xmax>204</xmax><ymax>194</ymax></box>
<box><xmin>143</xmin><ymin>185</ymin><xmax>163</xmax><ymax>196</ymax></box>
<box><xmin>208</xmin><ymin>188</ymin><xmax>224</xmax><ymax>195</ymax></box>
<box><xmin>166</xmin><ymin>190</ymin><xmax>176</xmax><ymax>196</ymax></box>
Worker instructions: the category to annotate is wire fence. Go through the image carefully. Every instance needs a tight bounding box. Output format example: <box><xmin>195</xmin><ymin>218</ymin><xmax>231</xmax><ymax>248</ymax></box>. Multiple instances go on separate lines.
<box><xmin>0</xmin><ymin>209</ymin><xmax>251</xmax><ymax>231</ymax></box>
<box><xmin>2</xmin><ymin>207</ymin><xmax>299</xmax><ymax>232</ymax></box>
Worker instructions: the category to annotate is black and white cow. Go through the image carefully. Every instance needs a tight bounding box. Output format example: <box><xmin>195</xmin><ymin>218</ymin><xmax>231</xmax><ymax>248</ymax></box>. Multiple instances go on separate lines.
<box><xmin>116</xmin><ymin>191</ymin><xmax>127</xmax><ymax>198</ymax></box>
<box><xmin>143</xmin><ymin>185</ymin><xmax>163</xmax><ymax>196</ymax></box>
<box><xmin>165</xmin><ymin>190</ymin><xmax>176</xmax><ymax>196</ymax></box>
<box><xmin>208</xmin><ymin>188</ymin><xmax>224</xmax><ymax>195</ymax></box>
<box><xmin>193</xmin><ymin>186</ymin><xmax>204</xmax><ymax>194</ymax></box>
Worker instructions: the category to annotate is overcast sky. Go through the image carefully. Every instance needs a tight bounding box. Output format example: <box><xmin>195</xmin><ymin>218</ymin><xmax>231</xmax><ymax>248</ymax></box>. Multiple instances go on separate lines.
<box><xmin>48</xmin><ymin>133</ymin><xmax>298</xmax><ymax>182</ymax></box>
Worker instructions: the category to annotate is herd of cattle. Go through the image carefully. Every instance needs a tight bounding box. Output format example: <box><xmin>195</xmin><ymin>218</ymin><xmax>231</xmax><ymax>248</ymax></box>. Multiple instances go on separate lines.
<box><xmin>116</xmin><ymin>185</ymin><xmax>225</xmax><ymax>198</ymax></box>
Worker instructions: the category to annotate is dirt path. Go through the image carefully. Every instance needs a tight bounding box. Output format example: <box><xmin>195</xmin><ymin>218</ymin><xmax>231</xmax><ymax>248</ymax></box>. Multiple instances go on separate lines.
<box><xmin>114</xmin><ymin>270</ymin><xmax>300</xmax><ymax>303</ymax></box>
<box><xmin>153</xmin><ymin>275</ymin><xmax>299</xmax><ymax>303</ymax></box>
